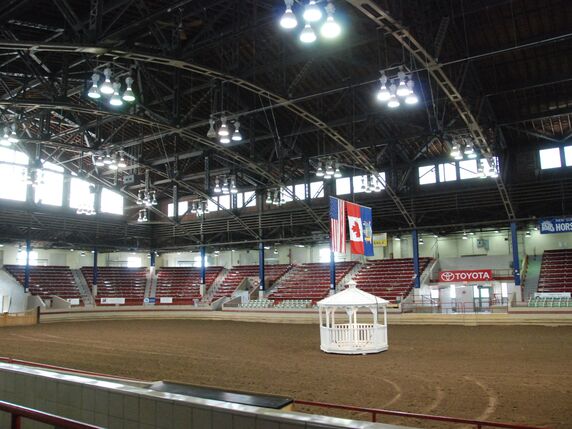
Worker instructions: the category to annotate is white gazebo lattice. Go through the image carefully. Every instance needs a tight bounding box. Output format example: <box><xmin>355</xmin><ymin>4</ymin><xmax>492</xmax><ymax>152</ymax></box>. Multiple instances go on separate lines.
<box><xmin>317</xmin><ymin>281</ymin><xmax>389</xmax><ymax>354</ymax></box>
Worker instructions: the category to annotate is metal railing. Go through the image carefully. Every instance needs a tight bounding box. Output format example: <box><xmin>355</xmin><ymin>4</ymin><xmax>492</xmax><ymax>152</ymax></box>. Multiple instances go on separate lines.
<box><xmin>294</xmin><ymin>399</ymin><xmax>548</xmax><ymax>429</ymax></box>
<box><xmin>0</xmin><ymin>400</ymin><xmax>103</xmax><ymax>429</ymax></box>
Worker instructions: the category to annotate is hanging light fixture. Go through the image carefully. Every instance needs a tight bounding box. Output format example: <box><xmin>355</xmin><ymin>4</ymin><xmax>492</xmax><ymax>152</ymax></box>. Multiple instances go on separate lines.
<box><xmin>376</xmin><ymin>73</ymin><xmax>391</xmax><ymax>102</ymax></box>
<box><xmin>207</xmin><ymin>118</ymin><xmax>217</xmax><ymax>139</ymax></box>
<box><xmin>464</xmin><ymin>139</ymin><xmax>476</xmax><ymax>159</ymax></box>
<box><xmin>122</xmin><ymin>76</ymin><xmax>135</xmax><ymax>102</ymax></box>
<box><xmin>419</xmin><ymin>237</ymin><xmax>424</xmax><ymax>245</ymax></box>
<box><xmin>0</xmin><ymin>127</ymin><xmax>11</xmax><ymax>146</ymax></box>
<box><xmin>136</xmin><ymin>190</ymin><xmax>144</xmax><ymax>205</ymax></box>
<box><xmin>94</xmin><ymin>155</ymin><xmax>105</xmax><ymax>167</ymax></box>
<box><xmin>88</xmin><ymin>73</ymin><xmax>101</xmax><ymax>99</ymax></box>
<box><xmin>360</xmin><ymin>176</ymin><xmax>366</xmax><ymax>192</ymax></box>
<box><xmin>265</xmin><ymin>192</ymin><xmax>273</xmax><ymax>204</ymax></box>
<box><xmin>218</xmin><ymin>117</ymin><xmax>229</xmax><ymax>137</ymax></box>
<box><xmin>365</xmin><ymin>175</ymin><xmax>372</xmax><ymax>193</ymax></box>
<box><xmin>394</xmin><ymin>235</ymin><xmax>401</xmax><ymax>241</ymax></box>
<box><xmin>387</xmin><ymin>84</ymin><xmax>400</xmax><ymax>108</ymax></box>
<box><xmin>219</xmin><ymin>135</ymin><xmax>231</xmax><ymax>144</ymax></box>
<box><xmin>374</xmin><ymin>176</ymin><xmax>381</xmax><ymax>192</ymax></box>
<box><xmin>151</xmin><ymin>191</ymin><xmax>158</xmax><ymax>206</ymax></box>
<box><xmin>109</xmin><ymin>83</ymin><xmax>123</xmax><ymax>106</ymax></box>
<box><xmin>103</xmin><ymin>152</ymin><xmax>113</xmax><ymax>165</ymax></box>
<box><xmin>280</xmin><ymin>0</ymin><xmax>298</xmax><ymax>29</ymax></box>
<box><xmin>230</xmin><ymin>177</ymin><xmax>238</xmax><ymax>194</ymax></box>
<box><xmin>404</xmin><ymin>80</ymin><xmax>419</xmax><ymax>105</ymax></box>
<box><xmin>396</xmin><ymin>71</ymin><xmax>410</xmax><ymax>97</ymax></box>
<box><xmin>299</xmin><ymin>24</ymin><xmax>316</xmax><ymax>43</ymax></box>
<box><xmin>321</xmin><ymin>2</ymin><xmax>341</xmax><ymax>39</ymax></box>
<box><xmin>214</xmin><ymin>177</ymin><xmax>222</xmax><ymax>193</ymax></box>
<box><xmin>99</xmin><ymin>68</ymin><xmax>114</xmax><ymax>95</ymax></box>
<box><xmin>462</xmin><ymin>231</ymin><xmax>468</xmax><ymax>240</ymax></box>
<box><xmin>315</xmin><ymin>161</ymin><xmax>325</xmax><ymax>177</ymax></box>
<box><xmin>450</xmin><ymin>142</ymin><xmax>461</xmax><ymax>159</ymax></box>
<box><xmin>231</xmin><ymin>121</ymin><xmax>243</xmax><ymax>141</ymax></box>
<box><xmin>325</xmin><ymin>159</ymin><xmax>335</xmax><ymax>177</ymax></box>
<box><xmin>333</xmin><ymin>163</ymin><xmax>342</xmax><ymax>178</ymax></box>
<box><xmin>108</xmin><ymin>157</ymin><xmax>118</xmax><ymax>170</ymax></box>
<box><xmin>274</xmin><ymin>190</ymin><xmax>281</xmax><ymax>205</ymax></box>
<box><xmin>488</xmin><ymin>164</ymin><xmax>499</xmax><ymax>178</ymax></box>
<box><xmin>303</xmin><ymin>0</ymin><xmax>322</xmax><ymax>22</ymax></box>
<box><xmin>117</xmin><ymin>152</ymin><xmax>127</xmax><ymax>168</ymax></box>
<box><xmin>221</xmin><ymin>177</ymin><xmax>230</xmax><ymax>194</ymax></box>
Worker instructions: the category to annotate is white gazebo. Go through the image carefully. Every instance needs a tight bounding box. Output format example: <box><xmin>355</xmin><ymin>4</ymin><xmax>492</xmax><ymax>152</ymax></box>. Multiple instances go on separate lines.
<box><xmin>317</xmin><ymin>281</ymin><xmax>389</xmax><ymax>355</ymax></box>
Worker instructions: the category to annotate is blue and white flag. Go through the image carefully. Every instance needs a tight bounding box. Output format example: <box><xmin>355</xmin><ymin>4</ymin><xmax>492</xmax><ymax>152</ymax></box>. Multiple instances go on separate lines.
<box><xmin>360</xmin><ymin>205</ymin><xmax>374</xmax><ymax>256</ymax></box>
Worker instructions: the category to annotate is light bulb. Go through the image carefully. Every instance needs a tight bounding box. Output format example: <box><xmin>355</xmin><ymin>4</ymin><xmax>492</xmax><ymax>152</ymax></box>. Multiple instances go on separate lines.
<box><xmin>230</xmin><ymin>179</ymin><xmax>238</xmax><ymax>194</ymax></box>
<box><xmin>300</xmin><ymin>24</ymin><xmax>317</xmax><ymax>43</ymax></box>
<box><xmin>396</xmin><ymin>71</ymin><xmax>410</xmax><ymax>97</ymax></box>
<box><xmin>218</xmin><ymin>117</ymin><xmax>229</xmax><ymax>136</ymax></box>
<box><xmin>108</xmin><ymin>162</ymin><xmax>118</xmax><ymax>170</ymax></box>
<box><xmin>325</xmin><ymin>162</ymin><xmax>335</xmax><ymax>176</ymax></box>
<box><xmin>232</xmin><ymin>121</ymin><xmax>242</xmax><ymax>141</ymax></box>
<box><xmin>0</xmin><ymin>128</ymin><xmax>10</xmax><ymax>146</ymax></box>
<box><xmin>280</xmin><ymin>7</ymin><xmax>298</xmax><ymax>29</ymax></box>
<box><xmin>316</xmin><ymin>164</ymin><xmax>324</xmax><ymax>177</ymax></box>
<box><xmin>117</xmin><ymin>155</ymin><xmax>127</xmax><ymax>168</ymax></box>
<box><xmin>266</xmin><ymin>194</ymin><xmax>272</xmax><ymax>204</ymax></box>
<box><xmin>334</xmin><ymin>167</ymin><xmax>342</xmax><ymax>178</ymax></box>
<box><xmin>109</xmin><ymin>83</ymin><xmax>123</xmax><ymax>106</ymax></box>
<box><xmin>88</xmin><ymin>83</ymin><xmax>101</xmax><ymax>99</ymax></box>
<box><xmin>462</xmin><ymin>232</ymin><xmax>468</xmax><ymax>240</ymax></box>
<box><xmin>377</xmin><ymin>84</ymin><xmax>390</xmax><ymax>102</ymax></box>
<box><xmin>214</xmin><ymin>178</ymin><xmax>221</xmax><ymax>193</ymax></box>
<box><xmin>103</xmin><ymin>153</ymin><xmax>113</xmax><ymax>165</ymax></box>
<box><xmin>321</xmin><ymin>16</ymin><xmax>341</xmax><ymax>39</ymax></box>
<box><xmin>220</xmin><ymin>135</ymin><xmax>231</xmax><ymax>144</ymax></box>
<box><xmin>303</xmin><ymin>0</ymin><xmax>322</xmax><ymax>22</ymax></box>
<box><xmin>122</xmin><ymin>77</ymin><xmax>135</xmax><ymax>102</ymax></box>
<box><xmin>94</xmin><ymin>156</ymin><xmax>105</xmax><ymax>167</ymax></box>
<box><xmin>387</xmin><ymin>94</ymin><xmax>400</xmax><ymax>108</ymax></box>
<box><xmin>450</xmin><ymin>144</ymin><xmax>461</xmax><ymax>158</ymax></box>
<box><xmin>100</xmin><ymin>68</ymin><xmax>114</xmax><ymax>95</ymax></box>
<box><xmin>404</xmin><ymin>80</ymin><xmax>418</xmax><ymax>104</ymax></box>
<box><xmin>207</xmin><ymin>118</ymin><xmax>217</xmax><ymax>138</ymax></box>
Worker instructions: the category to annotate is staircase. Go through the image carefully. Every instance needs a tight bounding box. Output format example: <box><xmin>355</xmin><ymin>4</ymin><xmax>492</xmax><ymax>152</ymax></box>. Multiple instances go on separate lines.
<box><xmin>144</xmin><ymin>271</ymin><xmax>156</xmax><ymax>304</ymax></box>
<box><xmin>71</xmin><ymin>269</ymin><xmax>94</xmax><ymax>306</ymax></box>
<box><xmin>523</xmin><ymin>255</ymin><xmax>541</xmax><ymax>301</ymax></box>
<box><xmin>203</xmin><ymin>268</ymin><xmax>229</xmax><ymax>303</ymax></box>
<box><xmin>264</xmin><ymin>265</ymin><xmax>296</xmax><ymax>296</ymax></box>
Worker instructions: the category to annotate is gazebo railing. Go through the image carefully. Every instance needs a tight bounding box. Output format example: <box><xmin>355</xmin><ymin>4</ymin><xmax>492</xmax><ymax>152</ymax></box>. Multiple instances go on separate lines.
<box><xmin>322</xmin><ymin>323</ymin><xmax>385</xmax><ymax>348</ymax></box>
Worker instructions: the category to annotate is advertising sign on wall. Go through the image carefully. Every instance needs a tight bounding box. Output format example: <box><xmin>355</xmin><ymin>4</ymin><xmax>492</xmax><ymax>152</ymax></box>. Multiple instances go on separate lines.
<box><xmin>373</xmin><ymin>233</ymin><xmax>387</xmax><ymax>247</ymax></box>
<box><xmin>438</xmin><ymin>269</ymin><xmax>493</xmax><ymax>283</ymax></box>
<box><xmin>100</xmin><ymin>297</ymin><xmax>125</xmax><ymax>305</ymax></box>
<box><xmin>539</xmin><ymin>217</ymin><xmax>572</xmax><ymax>234</ymax></box>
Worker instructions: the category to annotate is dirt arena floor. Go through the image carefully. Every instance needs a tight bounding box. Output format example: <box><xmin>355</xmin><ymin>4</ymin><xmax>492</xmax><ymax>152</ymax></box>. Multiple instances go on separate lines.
<box><xmin>0</xmin><ymin>320</ymin><xmax>571</xmax><ymax>428</ymax></box>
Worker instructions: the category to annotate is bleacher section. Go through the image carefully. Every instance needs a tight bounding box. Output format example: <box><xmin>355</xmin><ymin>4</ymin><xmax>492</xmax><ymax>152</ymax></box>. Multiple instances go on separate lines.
<box><xmin>528</xmin><ymin>296</ymin><xmax>572</xmax><ymax>307</ymax></box>
<box><xmin>4</xmin><ymin>265</ymin><xmax>82</xmax><ymax>304</ymax></box>
<box><xmin>81</xmin><ymin>267</ymin><xmax>147</xmax><ymax>305</ymax></box>
<box><xmin>155</xmin><ymin>266</ymin><xmax>223</xmax><ymax>305</ymax></box>
<box><xmin>268</xmin><ymin>262</ymin><xmax>356</xmax><ymax>303</ymax></box>
<box><xmin>538</xmin><ymin>249</ymin><xmax>572</xmax><ymax>294</ymax></box>
<box><xmin>238</xmin><ymin>299</ymin><xmax>274</xmax><ymax>309</ymax></box>
<box><xmin>210</xmin><ymin>264</ymin><xmax>292</xmax><ymax>302</ymax></box>
<box><xmin>353</xmin><ymin>257</ymin><xmax>432</xmax><ymax>303</ymax></box>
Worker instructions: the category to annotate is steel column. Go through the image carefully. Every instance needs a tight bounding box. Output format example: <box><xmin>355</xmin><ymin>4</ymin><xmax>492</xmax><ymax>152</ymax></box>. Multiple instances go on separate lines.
<box><xmin>200</xmin><ymin>246</ymin><xmax>206</xmax><ymax>285</ymax></box>
<box><xmin>412</xmin><ymin>230</ymin><xmax>420</xmax><ymax>288</ymax></box>
<box><xmin>259</xmin><ymin>242</ymin><xmax>265</xmax><ymax>291</ymax></box>
<box><xmin>330</xmin><ymin>249</ymin><xmax>336</xmax><ymax>291</ymax></box>
<box><xmin>511</xmin><ymin>222</ymin><xmax>521</xmax><ymax>286</ymax></box>
<box><xmin>23</xmin><ymin>239</ymin><xmax>31</xmax><ymax>293</ymax></box>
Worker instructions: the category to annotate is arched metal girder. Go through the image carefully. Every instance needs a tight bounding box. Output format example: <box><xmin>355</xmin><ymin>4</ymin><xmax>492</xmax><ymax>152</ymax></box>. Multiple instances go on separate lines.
<box><xmin>345</xmin><ymin>0</ymin><xmax>515</xmax><ymax>220</ymax></box>
<box><xmin>0</xmin><ymin>99</ymin><xmax>327</xmax><ymax>233</ymax></box>
<box><xmin>0</xmin><ymin>40</ymin><xmax>416</xmax><ymax>228</ymax></box>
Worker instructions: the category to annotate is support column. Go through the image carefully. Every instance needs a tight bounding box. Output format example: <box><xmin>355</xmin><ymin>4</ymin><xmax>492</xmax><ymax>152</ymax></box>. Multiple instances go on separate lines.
<box><xmin>412</xmin><ymin>229</ymin><xmax>421</xmax><ymax>288</ymax></box>
<box><xmin>92</xmin><ymin>247</ymin><xmax>98</xmax><ymax>297</ymax></box>
<box><xmin>200</xmin><ymin>246</ymin><xmax>206</xmax><ymax>297</ymax></box>
<box><xmin>259</xmin><ymin>242</ymin><xmax>265</xmax><ymax>293</ymax></box>
<box><xmin>24</xmin><ymin>239</ymin><xmax>31</xmax><ymax>293</ymax></box>
<box><xmin>511</xmin><ymin>222</ymin><xmax>521</xmax><ymax>286</ymax></box>
<box><xmin>329</xmin><ymin>248</ymin><xmax>336</xmax><ymax>293</ymax></box>
<box><xmin>150</xmin><ymin>250</ymin><xmax>156</xmax><ymax>270</ymax></box>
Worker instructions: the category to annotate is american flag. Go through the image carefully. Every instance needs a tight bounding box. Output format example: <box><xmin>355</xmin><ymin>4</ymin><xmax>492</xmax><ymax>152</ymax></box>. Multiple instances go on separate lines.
<box><xmin>330</xmin><ymin>197</ymin><xmax>346</xmax><ymax>253</ymax></box>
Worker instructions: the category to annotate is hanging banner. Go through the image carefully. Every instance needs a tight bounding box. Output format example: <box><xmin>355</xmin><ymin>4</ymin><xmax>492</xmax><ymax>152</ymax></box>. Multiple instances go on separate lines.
<box><xmin>438</xmin><ymin>269</ymin><xmax>493</xmax><ymax>282</ymax></box>
<box><xmin>361</xmin><ymin>205</ymin><xmax>374</xmax><ymax>257</ymax></box>
<box><xmin>539</xmin><ymin>217</ymin><xmax>572</xmax><ymax>234</ymax></box>
<box><xmin>373</xmin><ymin>233</ymin><xmax>387</xmax><ymax>247</ymax></box>
<box><xmin>346</xmin><ymin>202</ymin><xmax>364</xmax><ymax>255</ymax></box>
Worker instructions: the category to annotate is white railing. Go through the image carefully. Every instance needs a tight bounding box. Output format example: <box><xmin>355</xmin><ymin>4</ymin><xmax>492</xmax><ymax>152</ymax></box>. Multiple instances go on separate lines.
<box><xmin>321</xmin><ymin>323</ymin><xmax>385</xmax><ymax>349</ymax></box>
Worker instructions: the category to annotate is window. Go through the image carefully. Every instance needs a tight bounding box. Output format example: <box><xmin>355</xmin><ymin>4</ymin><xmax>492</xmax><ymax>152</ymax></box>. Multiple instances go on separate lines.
<box><xmin>294</xmin><ymin>183</ymin><xmax>306</xmax><ymax>200</ymax></box>
<box><xmin>218</xmin><ymin>194</ymin><xmax>231</xmax><ymax>210</ymax></box>
<box><xmin>418</xmin><ymin>165</ymin><xmax>436</xmax><ymax>185</ymax></box>
<box><xmin>473</xmin><ymin>285</ymin><xmax>490</xmax><ymax>298</ymax></box>
<box><xmin>319</xmin><ymin>247</ymin><xmax>330</xmax><ymax>263</ymax></box>
<box><xmin>430</xmin><ymin>288</ymin><xmax>439</xmax><ymax>299</ymax></box>
<box><xmin>539</xmin><ymin>148</ymin><xmax>562</xmax><ymax>169</ymax></box>
<box><xmin>564</xmin><ymin>146</ymin><xmax>572</xmax><ymax>167</ymax></box>
<box><xmin>438</xmin><ymin>162</ymin><xmax>457</xmax><ymax>182</ymax></box>
<box><xmin>281</xmin><ymin>186</ymin><xmax>293</xmax><ymax>203</ymax></box>
<box><xmin>501</xmin><ymin>282</ymin><xmax>508</xmax><ymax>298</ymax></box>
<box><xmin>242</xmin><ymin>191</ymin><xmax>256</xmax><ymax>208</ymax></box>
<box><xmin>310</xmin><ymin>181</ymin><xmax>324</xmax><ymax>198</ymax></box>
<box><xmin>168</xmin><ymin>201</ymin><xmax>189</xmax><ymax>217</ymax></box>
<box><xmin>34</xmin><ymin>170</ymin><xmax>64</xmax><ymax>206</ymax></box>
<box><xmin>336</xmin><ymin>177</ymin><xmax>351</xmax><ymax>195</ymax></box>
<box><xmin>127</xmin><ymin>256</ymin><xmax>141</xmax><ymax>268</ymax></box>
<box><xmin>459</xmin><ymin>160</ymin><xmax>479</xmax><ymax>180</ymax></box>
<box><xmin>207</xmin><ymin>198</ymin><xmax>218</xmax><ymax>213</ymax></box>
<box><xmin>352</xmin><ymin>175</ymin><xmax>366</xmax><ymax>193</ymax></box>
<box><xmin>69</xmin><ymin>178</ymin><xmax>94</xmax><ymax>209</ymax></box>
<box><xmin>16</xmin><ymin>250</ymin><xmax>38</xmax><ymax>266</ymax></box>
<box><xmin>0</xmin><ymin>148</ymin><xmax>28</xmax><ymax>202</ymax></box>
<box><xmin>100</xmin><ymin>188</ymin><xmax>124</xmax><ymax>215</ymax></box>
<box><xmin>450</xmin><ymin>285</ymin><xmax>456</xmax><ymax>299</ymax></box>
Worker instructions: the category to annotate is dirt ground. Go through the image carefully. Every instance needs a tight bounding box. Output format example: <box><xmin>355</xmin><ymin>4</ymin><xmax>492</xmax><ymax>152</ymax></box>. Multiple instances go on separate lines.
<box><xmin>0</xmin><ymin>320</ymin><xmax>570</xmax><ymax>428</ymax></box>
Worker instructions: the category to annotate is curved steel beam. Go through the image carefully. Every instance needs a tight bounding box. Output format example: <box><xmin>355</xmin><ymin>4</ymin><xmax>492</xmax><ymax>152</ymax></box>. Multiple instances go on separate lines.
<box><xmin>0</xmin><ymin>40</ymin><xmax>416</xmax><ymax>227</ymax></box>
<box><xmin>345</xmin><ymin>0</ymin><xmax>515</xmax><ymax>220</ymax></box>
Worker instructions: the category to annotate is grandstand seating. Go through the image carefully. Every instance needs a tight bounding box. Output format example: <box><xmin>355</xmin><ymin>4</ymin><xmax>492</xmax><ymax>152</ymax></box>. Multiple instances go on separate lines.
<box><xmin>537</xmin><ymin>249</ymin><xmax>572</xmax><ymax>294</ymax></box>
<box><xmin>155</xmin><ymin>266</ymin><xmax>222</xmax><ymax>305</ymax></box>
<box><xmin>210</xmin><ymin>264</ymin><xmax>291</xmax><ymax>302</ymax></box>
<box><xmin>81</xmin><ymin>267</ymin><xmax>147</xmax><ymax>305</ymax></box>
<box><xmin>268</xmin><ymin>262</ymin><xmax>357</xmax><ymax>303</ymax></box>
<box><xmin>352</xmin><ymin>258</ymin><xmax>432</xmax><ymax>303</ymax></box>
<box><xmin>238</xmin><ymin>298</ymin><xmax>274</xmax><ymax>309</ymax></box>
<box><xmin>4</xmin><ymin>265</ymin><xmax>83</xmax><ymax>304</ymax></box>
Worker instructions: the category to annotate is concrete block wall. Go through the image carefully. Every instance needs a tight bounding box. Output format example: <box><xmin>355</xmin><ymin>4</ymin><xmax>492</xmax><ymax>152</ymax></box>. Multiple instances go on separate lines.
<box><xmin>0</xmin><ymin>363</ymin><xmax>409</xmax><ymax>429</ymax></box>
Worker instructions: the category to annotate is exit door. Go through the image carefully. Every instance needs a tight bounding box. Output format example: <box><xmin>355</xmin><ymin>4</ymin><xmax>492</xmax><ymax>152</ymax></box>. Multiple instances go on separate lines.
<box><xmin>473</xmin><ymin>285</ymin><xmax>491</xmax><ymax>312</ymax></box>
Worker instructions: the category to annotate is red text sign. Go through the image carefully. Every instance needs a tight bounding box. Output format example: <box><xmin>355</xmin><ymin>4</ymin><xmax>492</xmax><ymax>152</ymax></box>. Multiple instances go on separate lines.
<box><xmin>438</xmin><ymin>269</ymin><xmax>493</xmax><ymax>283</ymax></box>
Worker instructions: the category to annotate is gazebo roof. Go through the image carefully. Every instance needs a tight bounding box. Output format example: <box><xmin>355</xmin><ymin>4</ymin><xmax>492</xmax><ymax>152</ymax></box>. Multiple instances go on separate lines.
<box><xmin>317</xmin><ymin>282</ymin><xmax>389</xmax><ymax>308</ymax></box>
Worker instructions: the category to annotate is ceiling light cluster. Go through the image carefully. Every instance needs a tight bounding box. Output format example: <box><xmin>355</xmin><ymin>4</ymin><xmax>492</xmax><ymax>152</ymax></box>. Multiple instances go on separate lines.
<box><xmin>213</xmin><ymin>175</ymin><xmax>238</xmax><ymax>195</ymax></box>
<box><xmin>190</xmin><ymin>199</ymin><xmax>209</xmax><ymax>216</ymax></box>
<box><xmin>136</xmin><ymin>189</ymin><xmax>157</xmax><ymax>207</ymax></box>
<box><xmin>477</xmin><ymin>158</ymin><xmax>499</xmax><ymax>179</ymax></box>
<box><xmin>265</xmin><ymin>189</ymin><xmax>285</xmax><ymax>206</ymax></box>
<box><xmin>280</xmin><ymin>0</ymin><xmax>342</xmax><ymax>43</ymax></box>
<box><xmin>0</xmin><ymin>124</ymin><xmax>19</xmax><ymax>146</ymax></box>
<box><xmin>360</xmin><ymin>174</ymin><xmax>382</xmax><ymax>193</ymax></box>
<box><xmin>22</xmin><ymin>158</ymin><xmax>44</xmax><ymax>188</ymax></box>
<box><xmin>137</xmin><ymin>209</ymin><xmax>148</xmax><ymax>223</ymax></box>
<box><xmin>314</xmin><ymin>157</ymin><xmax>342</xmax><ymax>179</ymax></box>
<box><xmin>376</xmin><ymin>70</ymin><xmax>419</xmax><ymax>108</ymax></box>
<box><xmin>87</xmin><ymin>67</ymin><xmax>136</xmax><ymax>107</ymax></box>
<box><xmin>207</xmin><ymin>116</ymin><xmax>243</xmax><ymax>144</ymax></box>
<box><xmin>93</xmin><ymin>150</ymin><xmax>128</xmax><ymax>170</ymax></box>
<box><xmin>450</xmin><ymin>137</ymin><xmax>478</xmax><ymax>160</ymax></box>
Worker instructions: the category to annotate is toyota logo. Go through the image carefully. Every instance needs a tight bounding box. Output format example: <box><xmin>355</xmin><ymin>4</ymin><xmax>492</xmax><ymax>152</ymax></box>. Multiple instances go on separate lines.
<box><xmin>441</xmin><ymin>271</ymin><xmax>455</xmax><ymax>282</ymax></box>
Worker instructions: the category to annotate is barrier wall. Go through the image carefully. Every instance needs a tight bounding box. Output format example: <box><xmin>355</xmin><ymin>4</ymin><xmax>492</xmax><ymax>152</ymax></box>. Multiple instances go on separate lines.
<box><xmin>0</xmin><ymin>310</ymin><xmax>38</xmax><ymax>328</ymax></box>
<box><xmin>0</xmin><ymin>362</ymin><xmax>410</xmax><ymax>429</ymax></box>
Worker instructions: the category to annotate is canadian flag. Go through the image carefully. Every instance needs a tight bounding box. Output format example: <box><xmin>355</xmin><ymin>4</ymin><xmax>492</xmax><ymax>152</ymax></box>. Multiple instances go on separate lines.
<box><xmin>346</xmin><ymin>202</ymin><xmax>364</xmax><ymax>255</ymax></box>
